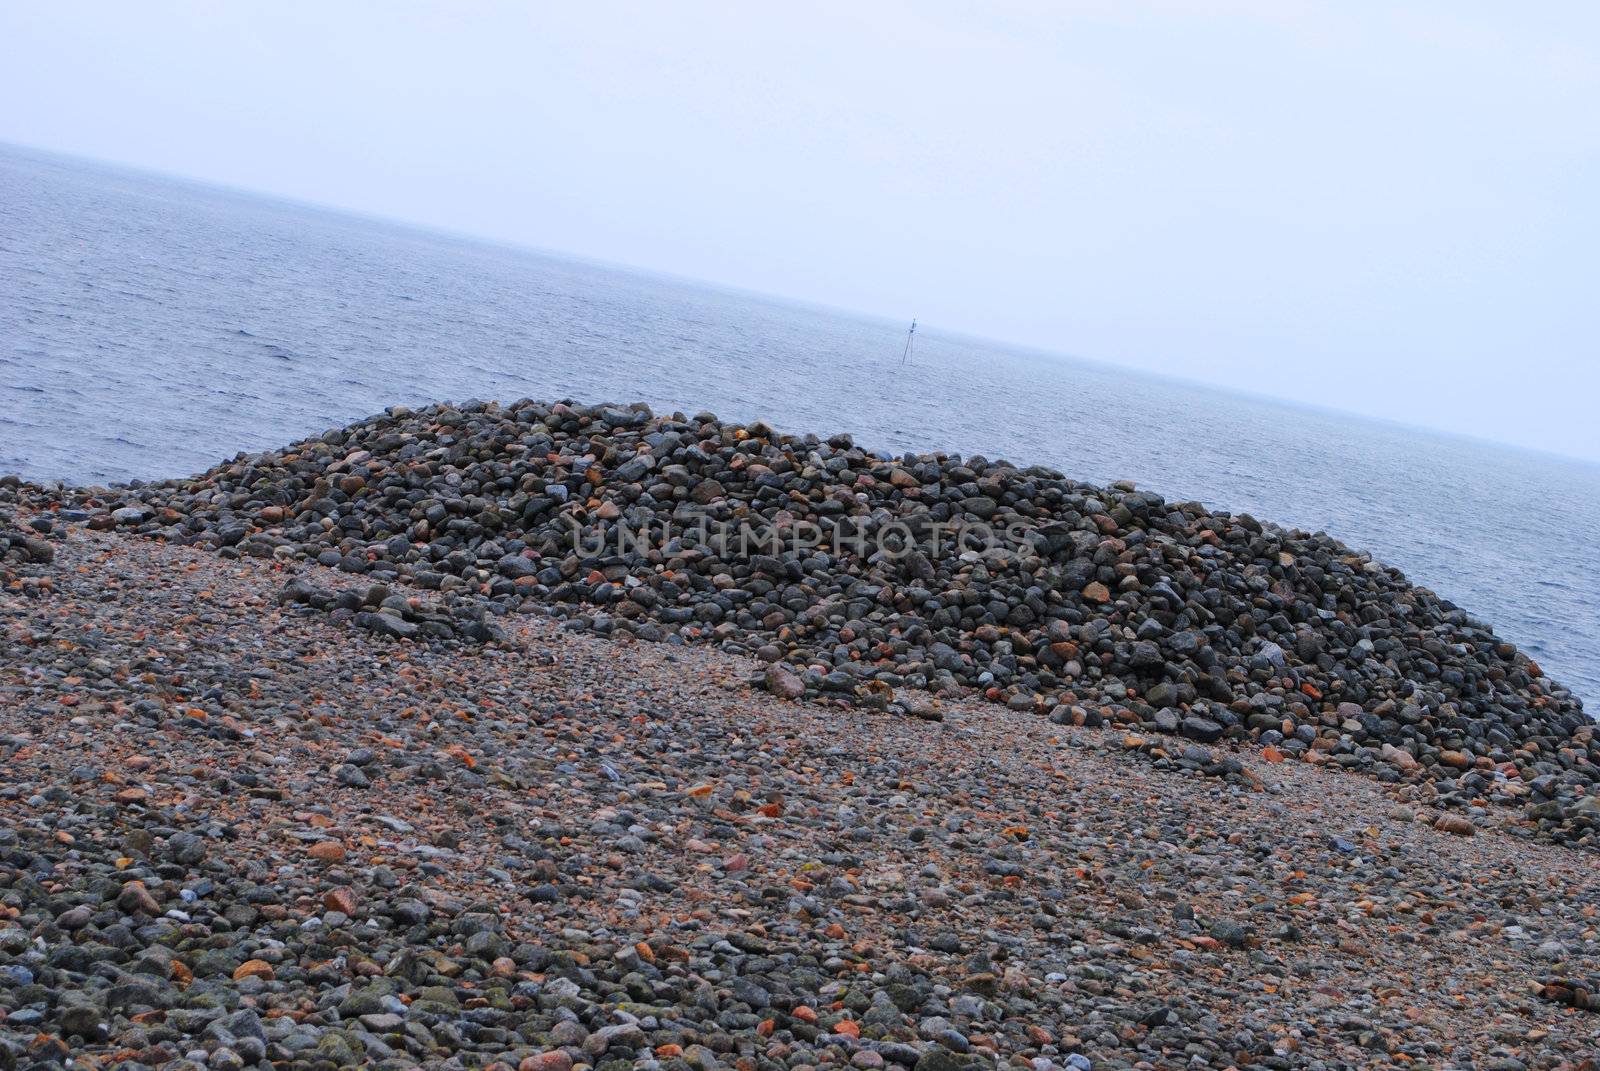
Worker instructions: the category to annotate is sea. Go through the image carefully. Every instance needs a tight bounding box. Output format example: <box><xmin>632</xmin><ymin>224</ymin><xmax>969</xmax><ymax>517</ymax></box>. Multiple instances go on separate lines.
<box><xmin>3</xmin><ymin>142</ymin><xmax>1596</xmax><ymax>709</ymax></box>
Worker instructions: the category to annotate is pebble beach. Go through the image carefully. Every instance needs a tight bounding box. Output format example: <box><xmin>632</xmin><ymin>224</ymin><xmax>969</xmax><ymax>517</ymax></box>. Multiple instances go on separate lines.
<box><xmin>3</xmin><ymin>400</ymin><xmax>1600</xmax><ymax>1070</ymax></box>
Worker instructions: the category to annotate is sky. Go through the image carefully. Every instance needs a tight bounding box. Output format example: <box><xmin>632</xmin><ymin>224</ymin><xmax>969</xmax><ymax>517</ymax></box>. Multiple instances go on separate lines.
<box><xmin>2</xmin><ymin>1</ymin><xmax>1597</xmax><ymax>461</ymax></box>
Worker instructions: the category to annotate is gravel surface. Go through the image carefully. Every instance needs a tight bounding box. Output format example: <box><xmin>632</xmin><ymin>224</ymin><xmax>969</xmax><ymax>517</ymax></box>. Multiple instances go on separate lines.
<box><xmin>3</xmin><ymin>513</ymin><xmax>1600</xmax><ymax>1070</ymax></box>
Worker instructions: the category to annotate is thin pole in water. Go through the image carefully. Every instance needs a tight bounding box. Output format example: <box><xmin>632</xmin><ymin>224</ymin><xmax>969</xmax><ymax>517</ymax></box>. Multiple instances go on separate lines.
<box><xmin>900</xmin><ymin>319</ymin><xmax>916</xmax><ymax>365</ymax></box>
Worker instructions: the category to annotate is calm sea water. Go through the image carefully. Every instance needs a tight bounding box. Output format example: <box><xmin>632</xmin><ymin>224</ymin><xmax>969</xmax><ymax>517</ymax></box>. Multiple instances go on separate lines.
<box><xmin>3</xmin><ymin>143</ymin><xmax>1596</xmax><ymax>708</ymax></box>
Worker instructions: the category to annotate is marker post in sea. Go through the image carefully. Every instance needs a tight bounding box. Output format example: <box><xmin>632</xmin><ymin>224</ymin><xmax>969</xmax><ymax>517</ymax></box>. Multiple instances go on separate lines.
<box><xmin>901</xmin><ymin>319</ymin><xmax>916</xmax><ymax>365</ymax></box>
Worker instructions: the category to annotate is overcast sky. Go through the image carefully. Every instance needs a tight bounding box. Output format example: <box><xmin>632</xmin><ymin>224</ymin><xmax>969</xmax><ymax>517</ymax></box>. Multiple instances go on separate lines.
<box><xmin>2</xmin><ymin>1</ymin><xmax>1596</xmax><ymax>461</ymax></box>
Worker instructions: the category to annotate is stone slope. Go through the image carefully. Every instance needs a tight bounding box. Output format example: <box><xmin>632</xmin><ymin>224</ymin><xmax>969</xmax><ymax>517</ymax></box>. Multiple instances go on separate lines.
<box><xmin>3</xmin><ymin>521</ymin><xmax>1600</xmax><ymax>1071</ymax></box>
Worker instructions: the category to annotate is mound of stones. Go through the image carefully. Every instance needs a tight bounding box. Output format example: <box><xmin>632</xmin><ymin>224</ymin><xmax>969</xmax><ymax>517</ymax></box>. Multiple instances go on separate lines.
<box><xmin>37</xmin><ymin>398</ymin><xmax>1600</xmax><ymax>843</ymax></box>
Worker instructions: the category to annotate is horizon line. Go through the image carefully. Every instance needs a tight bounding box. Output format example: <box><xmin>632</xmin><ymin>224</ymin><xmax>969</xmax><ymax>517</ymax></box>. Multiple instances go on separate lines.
<box><xmin>4</xmin><ymin>136</ymin><xmax>1596</xmax><ymax>472</ymax></box>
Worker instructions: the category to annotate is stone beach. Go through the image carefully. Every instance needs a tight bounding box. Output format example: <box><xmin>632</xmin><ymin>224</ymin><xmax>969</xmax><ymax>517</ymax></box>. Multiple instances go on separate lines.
<box><xmin>3</xmin><ymin>399</ymin><xmax>1600</xmax><ymax>1070</ymax></box>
